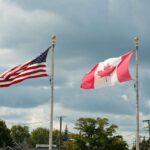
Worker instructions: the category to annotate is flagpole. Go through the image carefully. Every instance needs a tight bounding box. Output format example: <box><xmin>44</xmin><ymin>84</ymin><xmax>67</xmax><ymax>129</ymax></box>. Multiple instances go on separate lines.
<box><xmin>134</xmin><ymin>36</ymin><xmax>139</xmax><ymax>150</ymax></box>
<box><xmin>49</xmin><ymin>35</ymin><xmax>56</xmax><ymax>150</ymax></box>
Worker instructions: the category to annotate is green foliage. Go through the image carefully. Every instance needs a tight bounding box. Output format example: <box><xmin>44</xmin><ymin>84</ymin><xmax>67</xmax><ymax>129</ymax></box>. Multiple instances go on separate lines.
<box><xmin>27</xmin><ymin>127</ymin><xmax>49</xmax><ymax>147</ymax></box>
<box><xmin>0</xmin><ymin>117</ymin><xmax>129</xmax><ymax>150</ymax></box>
<box><xmin>106</xmin><ymin>135</ymin><xmax>128</xmax><ymax>150</ymax></box>
<box><xmin>74</xmin><ymin>117</ymin><xmax>128</xmax><ymax>150</ymax></box>
<box><xmin>10</xmin><ymin>125</ymin><xmax>29</xmax><ymax>144</ymax></box>
<box><xmin>132</xmin><ymin>137</ymin><xmax>150</xmax><ymax>150</ymax></box>
<box><xmin>63</xmin><ymin>141</ymin><xmax>76</xmax><ymax>150</ymax></box>
<box><xmin>52</xmin><ymin>129</ymin><xmax>60</xmax><ymax>146</ymax></box>
<box><xmin>0</xmin><ymin>120</ymin><xmax>13</xmax><ymax>147</ymax></box>
<box><xmin>27</xmin><ymin>128</ymin><xmax>61</xmax><ymax>148</ymax></box>
<box><xmin>63</xmin><ymin>125</ymin><xmax>69</xmax><ymax>141</ymax></box>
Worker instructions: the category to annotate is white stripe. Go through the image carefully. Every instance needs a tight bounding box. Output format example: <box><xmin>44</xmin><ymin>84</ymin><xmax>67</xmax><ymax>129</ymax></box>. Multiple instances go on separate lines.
<box><xmin>0</xmin><ymin>62</ymin><xmax>29</xmax><ymax>79</ymax></box>
<box><xmin>12</xmin><ymin>71</ymin><xmax>47</xmax><ymax>82</ymax></box>
<box><xmin>9</xmin><ymin>66</ymin><xmax>46</xmax><ymax>80</ymax></box>
<box><xmin>0</xmin><ymin>65</ymin><xmax>21</xmax><ymax>79</ymax></box>
<box><xmin>0</xmin><ymin>62</ymin><xmax>46</xmax><ymax>80</ymax></box>
<box><xmin>0</xmin><ymin>72</ymin><xmax>47</xmax><ymax>86</ymax></box>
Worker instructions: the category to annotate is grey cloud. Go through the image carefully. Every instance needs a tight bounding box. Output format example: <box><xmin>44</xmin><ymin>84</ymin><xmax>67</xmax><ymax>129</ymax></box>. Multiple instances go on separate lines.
<box><xmin>0</xmin><ymin>0</ymin><xmax>150</xmax><ymax>143</ymax></box>
<box><xmin>0</xmin><ymin>79</ymin><xmax>50</xmax><ymax>108</ymax></box>
<box><xmin>55</xmin><ymin>84</ymin><xmax>135</xmax><ymax>115</ymax></box>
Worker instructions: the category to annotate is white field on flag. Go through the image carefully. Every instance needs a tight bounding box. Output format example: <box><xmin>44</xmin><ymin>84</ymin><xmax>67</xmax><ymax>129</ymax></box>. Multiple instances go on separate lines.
<box><xmin>80</xmin><ymin>50</ymin><xmax>133</xmax><ymax>89</ymax></box>
<box><xmin>0</xmin><ymin>47</ymin><xmax>51</xmax><ymax>87</ymax></box>
<box><xmin>94</xmin><ymin>57</ymin><xmax>121</xmax><ymax>88</ymax></box>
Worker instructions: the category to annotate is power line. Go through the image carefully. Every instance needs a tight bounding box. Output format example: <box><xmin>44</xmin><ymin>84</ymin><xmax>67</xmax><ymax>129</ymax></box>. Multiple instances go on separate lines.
<box><xmin>56</xmin><ymin>116</ymin><xmax>66</xmax><ymax>150</ymax></box>
<box><xmin>143</xmin><ymin>120</ymin><xmax>150</xmax><ymax>139</ymax></box>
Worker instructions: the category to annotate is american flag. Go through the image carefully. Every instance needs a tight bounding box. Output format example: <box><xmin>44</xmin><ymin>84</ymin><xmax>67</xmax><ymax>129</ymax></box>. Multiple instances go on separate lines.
<box><xmin>0</xmin><ymin>47</ymin><xmax>51</xmax><ymax>87</ymax></box>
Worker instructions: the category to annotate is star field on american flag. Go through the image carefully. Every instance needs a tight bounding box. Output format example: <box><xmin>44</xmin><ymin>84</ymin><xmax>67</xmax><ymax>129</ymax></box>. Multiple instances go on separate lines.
<box><xmin>31</xmin><ymin>47</ymin><xmax>50</xmax><ymax>64</ymax></box>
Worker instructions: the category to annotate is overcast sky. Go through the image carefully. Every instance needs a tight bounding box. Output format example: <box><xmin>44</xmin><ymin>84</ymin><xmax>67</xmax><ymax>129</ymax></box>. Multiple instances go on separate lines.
<box><xmin>0</xmin><ymin>0</ymin><xmax>150</xmax><ymax>147</ymax></box>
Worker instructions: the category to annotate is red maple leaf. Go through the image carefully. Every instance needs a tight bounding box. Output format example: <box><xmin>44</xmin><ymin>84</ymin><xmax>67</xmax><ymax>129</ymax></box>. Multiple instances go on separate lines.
<box><xmin>97</xmin><ymin>64</ymin><xmax>116</xmax><ymax>77</ymax></box>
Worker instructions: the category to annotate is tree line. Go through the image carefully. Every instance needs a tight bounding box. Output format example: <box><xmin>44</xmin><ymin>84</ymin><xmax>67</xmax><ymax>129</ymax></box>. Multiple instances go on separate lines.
<box><xmin>1</xmin><ymin>117</ymin><xmax>148</xmax><ymax>150</ymax></box>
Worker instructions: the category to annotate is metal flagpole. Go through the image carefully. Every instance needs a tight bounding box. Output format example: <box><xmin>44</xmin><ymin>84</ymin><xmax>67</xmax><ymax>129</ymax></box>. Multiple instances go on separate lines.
<box><xmin>49</xmin><ymin>35</ymin><xmax>56</xmax><ymax>150</ymax></box>
<box><xmin>134</xmin><ymin>36</ymin><xmax>139</xmax><ymax>150</ymax></box>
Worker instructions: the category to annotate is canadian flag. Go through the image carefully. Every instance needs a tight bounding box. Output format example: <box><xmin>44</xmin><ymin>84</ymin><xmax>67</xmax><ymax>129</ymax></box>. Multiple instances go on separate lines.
<box><xmin>80</xmin><ymin>50</ymin><xmax>133</xmax><ymax>89</ymax></box>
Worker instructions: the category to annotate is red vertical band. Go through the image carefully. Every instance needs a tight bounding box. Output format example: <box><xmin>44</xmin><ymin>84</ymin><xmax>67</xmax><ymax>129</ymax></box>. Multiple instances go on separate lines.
<box><xmin>80</xmin><ymin>64</ymin><xmax>98</xmax><ymax>89</ymax></box>
<box><xmin>117</xmin><ymin>50</ymin><xmax>133</xmax><ymax>82</ymax></box>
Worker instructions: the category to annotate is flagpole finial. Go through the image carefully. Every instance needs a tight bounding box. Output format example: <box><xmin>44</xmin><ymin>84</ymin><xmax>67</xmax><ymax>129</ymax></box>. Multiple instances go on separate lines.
<box><xmin>51</xmin><ymin>35</ymin><xmax>56</xmax><ymax>45</ymax></box>
<box><xmin>134</xmin><ymin>36</ymin><xmax>139</xmax><ymax>46</ymax></box>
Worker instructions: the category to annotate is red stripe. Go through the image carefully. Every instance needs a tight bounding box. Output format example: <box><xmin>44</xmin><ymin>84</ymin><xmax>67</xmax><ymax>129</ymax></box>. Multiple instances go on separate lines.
<box><xmin>12</xmin><ymin>74</ymin><xmax>48</xmax><ymax>85</ymax></box>
<box><xmin>21</xmin><ymin>64</ymin><xmax>46</xmax><ymax>71</ymax></box>
<box><xmin>117</xmin><ymin>50</ymin><xmax>133</xmax><ymax>82</ymax></box>
<box><xmin>0</xmin><ymin>63</ymin><xmax>46</xmax><ymax>80</ymax></box>
<box><xmin>7</xmin><ymin>64</ymin><xmax>46</xmax><ymax>78</ymax></box>
<box><xmin>26</xmin><ymin>64</ymin><xmax>46</xmax><ymax>69</ymax></box>
<box><xmin>0</xmin><ymin>74</ymin><xmax>48</xmax><ymax>87</ymax></box>
<box><xmin>13</xmin><ymin>69</ymin><xmax>47</xmax><ymax>80</ymax></box>
<box><xmin>80</xmin><ymin>64</ymin><xmax>98</xmax><ymax>89</ymax></box>
<box><xmin>0</xmin><ymin>69</ymin><xmax>47</xmax><ymax>82</ymax></box>
<box><xmin>0</xmin><ymin>65</ymin><xmax>21</xmax><ymax>78</ymax></box>
<box><xmin>0</xmin><ymin>61</ymin><xmax>48</xmax><ymax>87</ymax></box>
<box><xmin>0</xmin><ymin>62</ymin><xmax>30</xmax><ymax>79</ymax></box>
<box><xmin>6</xmin><ymin>65</ymin><xmax>46</xmax><ymax>80</ymax></box>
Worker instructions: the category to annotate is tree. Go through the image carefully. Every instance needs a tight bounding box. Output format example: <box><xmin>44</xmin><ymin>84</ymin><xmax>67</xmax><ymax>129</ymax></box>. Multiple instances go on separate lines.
<box><xmin>106</xmin><ymin>135</ymin><xmax>129</xmax><ymax>150</ymax></box>
<box><xmin>74</xmin><ymin>117</ymin><xmax>128</xmax><ymax>150</ymax></box>
<box><xmin>63</xmin><ymin>125</ymin><xmax>69</xmax><ymax>141</ymax></box>
<box><xmin>0</xmin><ymin>120</ymin><xmax>13</xmax><ymax>147</ymax></box>
<box><xmin>132</xmin><ymin>137</ymin><xmax>150</xmax><ymax>150</ymax></box>
<box><xmin>53</xmin><ymin>129</ymin><xmax>60</xmax><ymax>147</ymax></box>
<box><xmin>10</xmin><ymin>125</ymin><xmax>29</xmax><ymax>144</ymax></box>
<box><xmin>63</xmin><ymin>141</ymin><xmax>76</xmax><ymax>150</ymax></box>
<box><xmin>62</xmin><ymin>125</ymin><xmax>73</xmax><ymax>150</ymax></box>
<box><xmin>27</xmin><ymin>127</ymin><xmax>49</xmax><ymax>147</ymax></box>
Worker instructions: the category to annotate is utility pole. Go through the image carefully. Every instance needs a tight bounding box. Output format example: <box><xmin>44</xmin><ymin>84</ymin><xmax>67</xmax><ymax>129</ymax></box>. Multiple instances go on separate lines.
<box><xmin>57</xmin><ymin>116</ymin><xmax>66</xmax><ymax>150</ymax></box>
<box><xmin>143</xmin><ymin>120</ymin><xmax>150</xmax><ymax>139</ymax></box>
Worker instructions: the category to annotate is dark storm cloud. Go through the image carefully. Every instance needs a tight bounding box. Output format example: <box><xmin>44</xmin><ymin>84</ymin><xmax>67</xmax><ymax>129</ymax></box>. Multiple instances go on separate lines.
<box><xmin>0</xmin><ymin>0</ymin><xmax>148</xmax><ymax>65</ymax></box>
